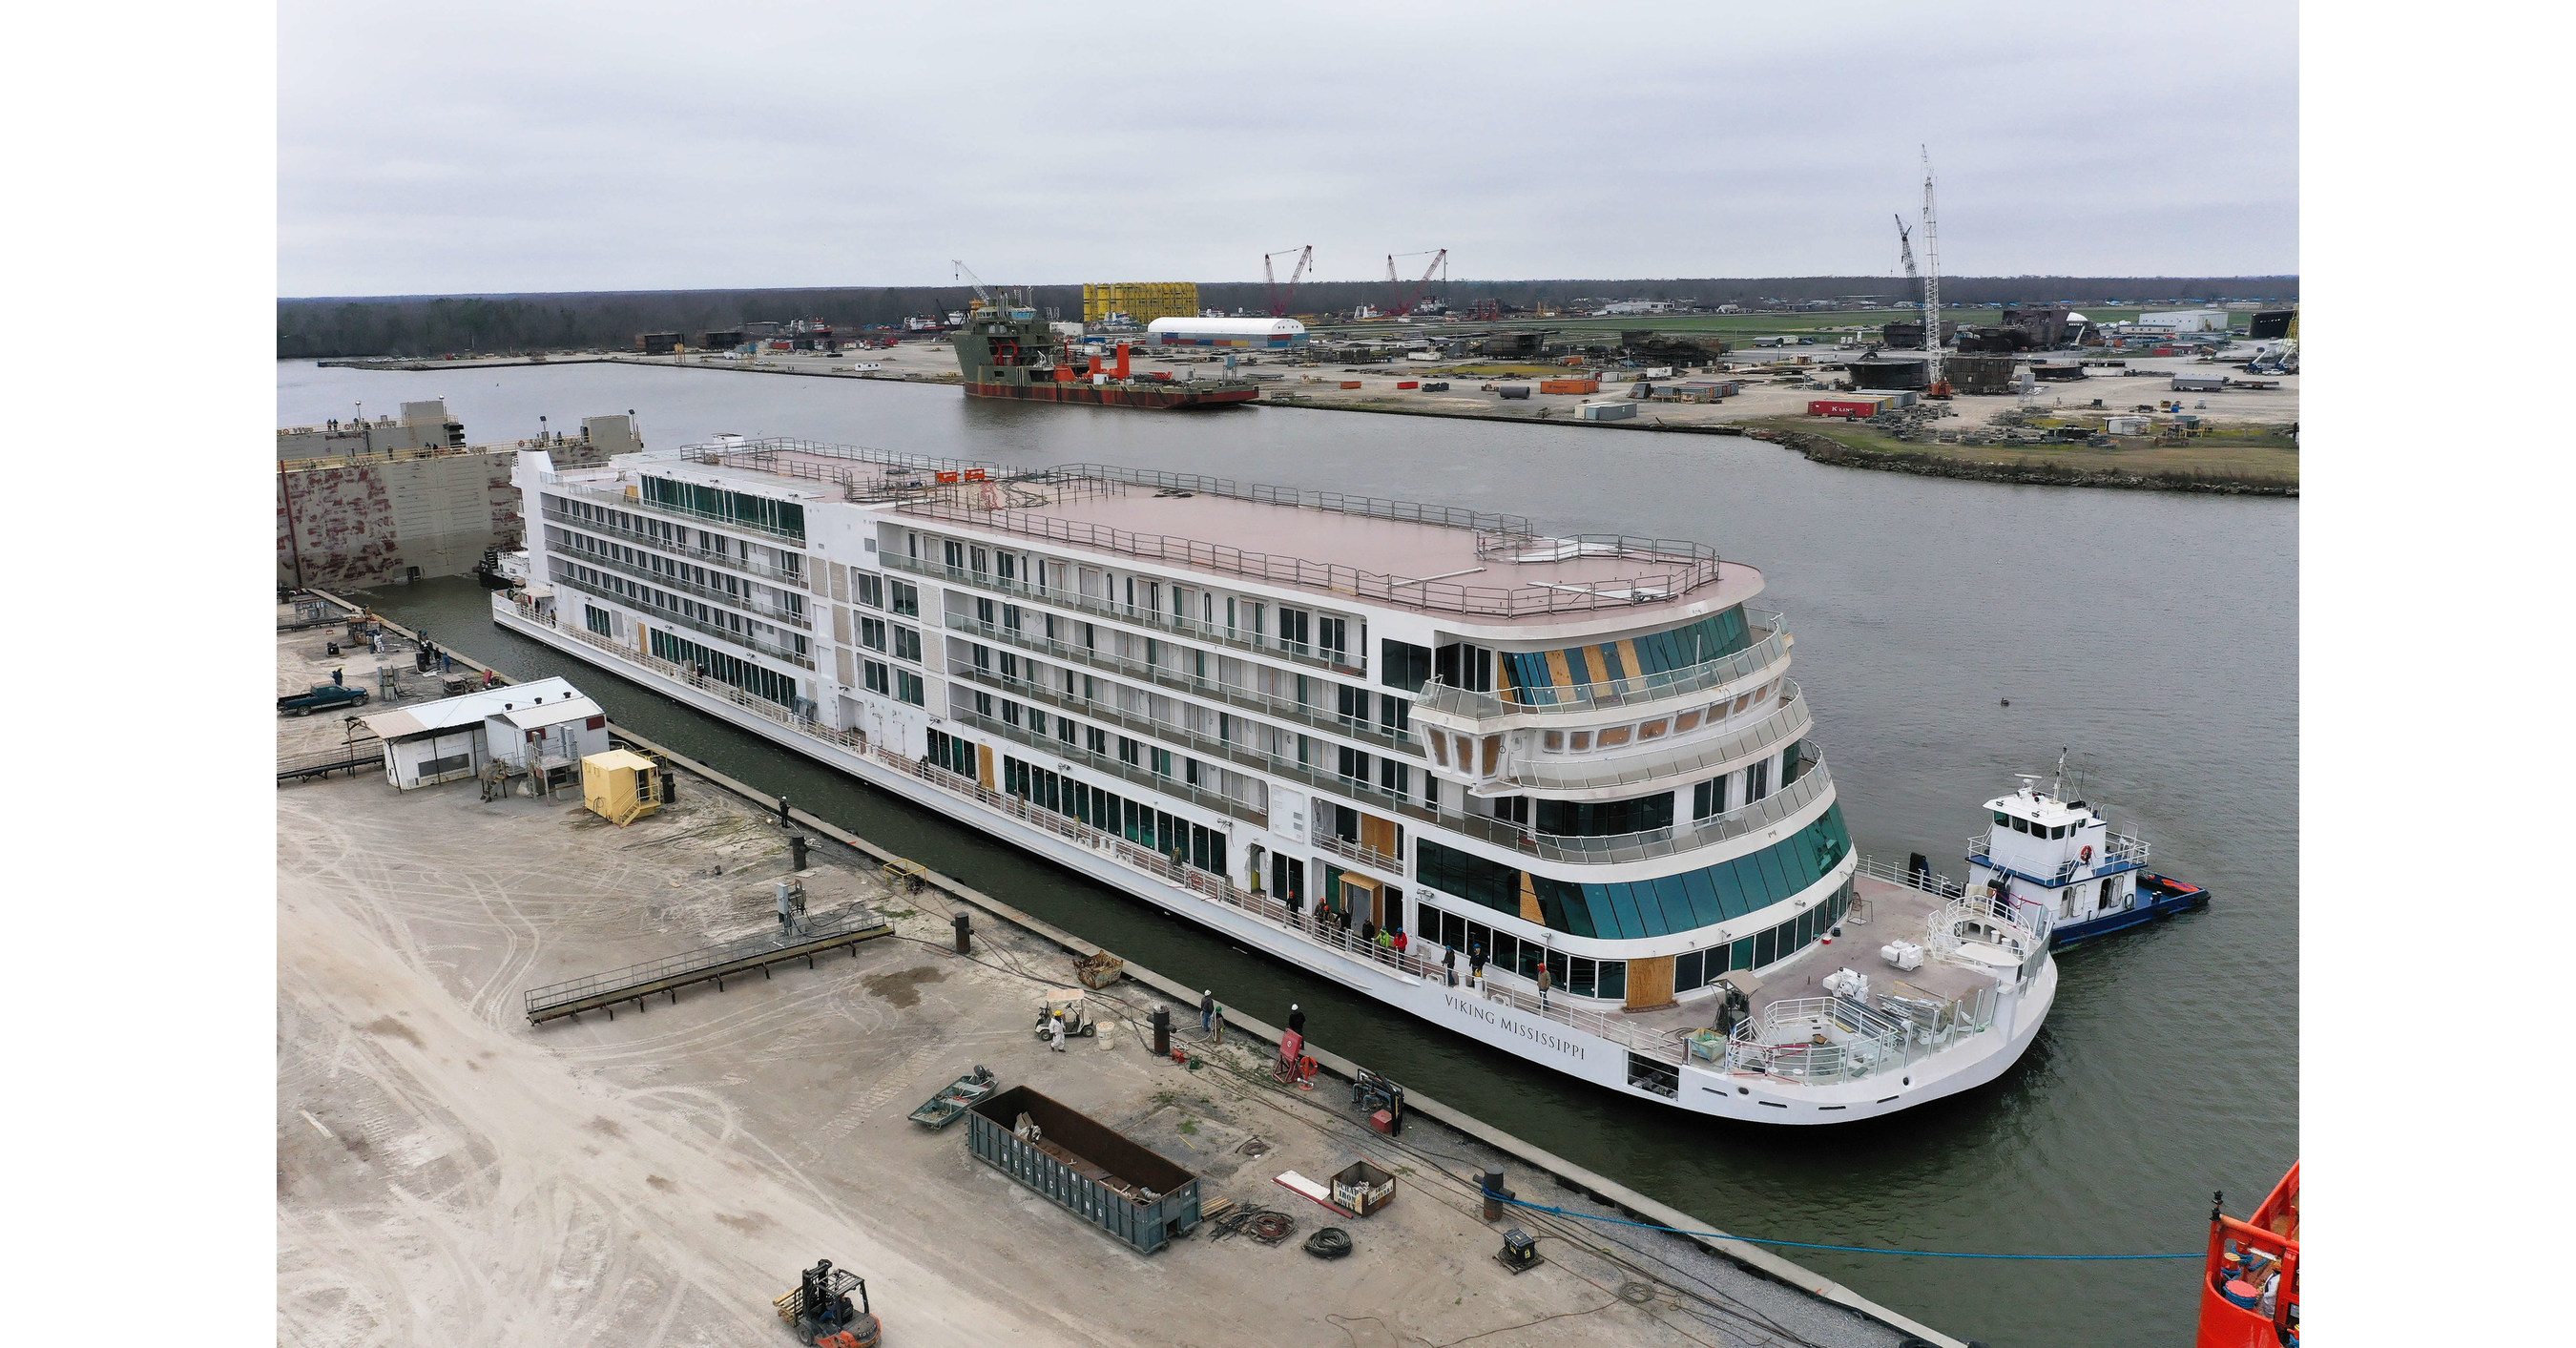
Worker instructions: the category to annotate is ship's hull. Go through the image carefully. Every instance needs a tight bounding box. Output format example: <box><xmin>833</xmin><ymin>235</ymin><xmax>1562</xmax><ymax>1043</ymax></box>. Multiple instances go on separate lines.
<box><xmin>966</xmin><ymin>381</ymin><xmax>1258</xmax><ymax>409</ymax></box>
<box><xmin>498</xmin><ymin>593</ymin><xmax>2048</xmax><ymax>1126</ymax></box>
<box><xmin>2051</xmin><ymin>873</ymin><xmax>2210</xmax><ymax>947</ymax></box>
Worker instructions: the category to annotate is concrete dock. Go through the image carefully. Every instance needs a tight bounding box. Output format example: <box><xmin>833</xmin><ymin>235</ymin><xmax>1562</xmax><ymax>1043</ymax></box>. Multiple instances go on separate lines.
<box><xmin>276</xmin><ymin>605</ymin><xmax>1946</xmax><ymax>1348</ymax></box>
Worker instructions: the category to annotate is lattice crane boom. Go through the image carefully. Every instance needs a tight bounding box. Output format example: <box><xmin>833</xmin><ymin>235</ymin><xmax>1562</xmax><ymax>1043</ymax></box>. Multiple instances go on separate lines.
<box><xmin>1263</xmin><ymin>246</ymin><xmax>1313</xmax><ymax>317</ymax></box>
<box><xmin>1919</xmin><ymin>148</ymin><xmax>1943</xmax><ymax>385</ymax></box>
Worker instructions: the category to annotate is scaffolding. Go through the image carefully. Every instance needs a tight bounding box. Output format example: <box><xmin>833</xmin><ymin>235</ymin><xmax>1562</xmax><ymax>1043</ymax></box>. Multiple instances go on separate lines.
<box><xmin>1083</xmin><ymin>282</ymin><xmax>1198</xmax><ymax>325</ymax></box>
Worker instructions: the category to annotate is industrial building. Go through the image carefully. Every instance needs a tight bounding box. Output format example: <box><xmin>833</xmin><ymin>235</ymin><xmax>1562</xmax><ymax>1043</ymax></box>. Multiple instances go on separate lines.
<box><xmin>1143</xmin><ymin>316</ymin><xmax>1307</xmax><ymax>349</ymax></box>
<box><xmin>276</xmin><ymin>404</ymin><xmax>642</xmax><ymax>589</ymax></box>
<box><xmin>2134</xmin><ymin>310</ymin><xmax>2231</xmax><ymax>333</ymax></box>
<box><xmin>1083</xmin><ymin>282</ymin><xmax>1199</xmax><ymax>325</ymax></box>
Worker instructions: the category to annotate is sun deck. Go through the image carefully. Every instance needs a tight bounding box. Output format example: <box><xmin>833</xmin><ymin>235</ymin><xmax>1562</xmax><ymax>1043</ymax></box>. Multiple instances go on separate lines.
<box><xmin>894</xmin><ymin>468</ymin><xmax>1762</xmax><ymax>627</ymax></box>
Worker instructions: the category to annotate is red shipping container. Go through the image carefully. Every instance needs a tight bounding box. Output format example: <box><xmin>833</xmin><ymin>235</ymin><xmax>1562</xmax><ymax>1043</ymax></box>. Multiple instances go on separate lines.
<box><xmin>1340</xmin><ymin>381</ymin><xmax>1363</xmax><ymax>389</ymax></box>
<box><xmin>1807</xmin><ymin>399</ymin><xmax>1883</xmax><ymax>417</ymax></box>
<box><xmin>1539</xmin><ymin>378</ymin><xmax>1600</xmax><ymax>395</ymax></box>
<box><xmin>1396</xmin><ymin>381</ymin><xmax>1420</xmax><ymax>390</ymax></box>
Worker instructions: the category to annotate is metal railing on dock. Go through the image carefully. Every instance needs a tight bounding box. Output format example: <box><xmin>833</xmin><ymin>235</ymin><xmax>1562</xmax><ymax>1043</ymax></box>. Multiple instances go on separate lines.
<box><xmin>524</xmin><ymin>903</ymin><xmax>893</xmax><ymax>1024</ymax></box>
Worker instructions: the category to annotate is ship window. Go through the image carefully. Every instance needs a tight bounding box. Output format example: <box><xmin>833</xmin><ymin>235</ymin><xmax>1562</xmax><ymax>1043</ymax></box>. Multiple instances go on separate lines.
<box><xmin>1596</xmin><ymin>725</ymin><xmax>1631</xmax><ymax>748</ymax></box>
<box><xmin>1992</xmin><ymin>811</ymin><xmax>2010</xmax><ymax>826</ymax></box>
<box><xmin>1427</xmin><ymin>732</ymin><xmax>1449</xmax><ymax>769</ymax></box>
<box><xmin>1480</xmin><ymin>735</ymin><xmax>1503</xmax><ymax>775</ymax></box>
<box><xmin>1542</xmin><ymin>730</ymin><xmax>1563</xmax><ymax>752</ymax></box>
<box><xmin>2048</xmin><ymin>823</ymin><xmax>2067</xmax><ymax>840</ymax></box>
<box><xmin>1638</xmin><ymin>718</ymin><xmax>1668</xmax><ymax>740</ymax></box>
<box><xmin>1568</xmin><ymin>731</ymin><xmax>1589</xmax><ymax>752</ymax></box>
<box><xmin>2012</xmin><ymin>816</ymin><xmax>2031</xmax><ymax>835</ymax></box>
<box><xmin>1673</xmin><ymin>709</ymin><xmax>1701</xmax><ymax>733</ymax></box>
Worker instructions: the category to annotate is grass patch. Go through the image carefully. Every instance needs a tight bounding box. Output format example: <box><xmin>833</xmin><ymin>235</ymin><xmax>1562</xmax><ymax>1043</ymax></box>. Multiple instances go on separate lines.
<box><xmin>1751</xmin><ymin>416</ymin><xmax>2297</xmax><ymax>487</ymax></box>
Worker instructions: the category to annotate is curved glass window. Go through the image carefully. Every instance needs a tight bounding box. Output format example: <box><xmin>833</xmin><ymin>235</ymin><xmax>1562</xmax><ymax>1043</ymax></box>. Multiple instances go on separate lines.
<box><xmin>1525</xmin><ymin>803</ymin><xmax>1849</xmax><ymax>941</ymax></box>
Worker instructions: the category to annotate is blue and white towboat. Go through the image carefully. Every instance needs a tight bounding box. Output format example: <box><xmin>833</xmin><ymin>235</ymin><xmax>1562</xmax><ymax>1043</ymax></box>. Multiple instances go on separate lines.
<box><xmin>1963</xmin><ymin>761</ymin><xmax>2210</xmax><ymax>947</ymax></box>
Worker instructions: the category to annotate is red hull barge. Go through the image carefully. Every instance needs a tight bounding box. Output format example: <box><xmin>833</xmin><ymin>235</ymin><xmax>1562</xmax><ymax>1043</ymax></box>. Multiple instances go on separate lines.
<box><xmin>966</xmin><ymin>381</ymin><xmax>1259</xmax><ymax>409</ymax></box>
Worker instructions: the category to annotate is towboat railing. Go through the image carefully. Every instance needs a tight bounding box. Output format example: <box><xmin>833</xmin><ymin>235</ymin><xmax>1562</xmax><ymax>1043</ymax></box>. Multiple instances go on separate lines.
<box><xmin>1852</xmin><ymin>853</ymin><xmax>1966</xmax><ymax>898</ymax></box>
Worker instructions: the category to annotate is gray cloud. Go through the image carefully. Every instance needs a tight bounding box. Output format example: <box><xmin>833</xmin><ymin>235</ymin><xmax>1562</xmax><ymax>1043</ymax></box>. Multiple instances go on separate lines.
<box><xmin>280</xmin><ymin>1</ymin><xmax>2296</xmax><ymax>296</ymax></box>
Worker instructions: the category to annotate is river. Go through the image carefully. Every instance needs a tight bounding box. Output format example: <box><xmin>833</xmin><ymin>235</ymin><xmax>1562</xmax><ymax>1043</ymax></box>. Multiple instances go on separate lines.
<box><xmin>280</xmin><ymin>360</ymin><xmax>2296</xmax><ymax>1347</ymax></box>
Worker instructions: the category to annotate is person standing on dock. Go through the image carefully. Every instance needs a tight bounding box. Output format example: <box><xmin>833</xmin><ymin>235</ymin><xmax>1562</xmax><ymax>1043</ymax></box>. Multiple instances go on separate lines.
<box><xmin>331</xmin><ymin>666</ymin><xmax>344</xmax><ymax>686</ymax></box>
<box><xmin>1200</xmin><ymin>990</ymin><xmax>1217</xmax><ymax>1038</ymax></box>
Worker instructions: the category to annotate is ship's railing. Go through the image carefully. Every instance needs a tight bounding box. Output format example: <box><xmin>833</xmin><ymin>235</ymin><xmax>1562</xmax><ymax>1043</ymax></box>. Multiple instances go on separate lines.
<box><xmin>1512</xmin><ymin>753</ymin><xmax>1836</xmax><ymax>864</ymax></box>
<box><xmin>547</xmin><ymin>531</ymin><xmax>813</xmax><ymax>630</ymax></box>
<box><xmin>537</xmin><ymin>503</ymin><xmax>811</xmax><ymax>589</ymax></box>
<box><xmin>1965</xmin><ymin>830</ymin><xmax>2150</xmax><ymax>881</ymax></box>
<box><xmin>941</xmin><ymin>612</ymin><xmax>1415</xmax><ymax>757</ymax></box>
<box><xmin>1414</xmin><ymin>612</ymin><xmax>1788</xmax><ymax>722</ymax></box>
<box><xmin>1723</xmin><ymin>985</ymin><xmax>1998</xmax><ymax>1085</ymax></box>
<box><xmin>1852</xmin><ymin>853</ymin><xmax>1967</xmax><ymax>899</ymax></box>
<box><xmin>538</xmin><ymin>473</ymin><xmax>809</xmax><ymax>546</ymax></box>
<box><xmin>497</xmin><ymin>597</ymin><xmax>855</xmax><ymax>743</ymax></box>
<box><xmin>885</xmin><ymin>553</ymin><xmax>1361</xmax><ymax>676</ymax></box>
<box><xmin>1490</xmin><ymin>682</ymin><xmax>1809</xmax><ymax>792</ymax></box>
<box><xmin>546</xmin><ymin>568</ymin><xmax>817</xmax><ymax>670</ymax></box>
<box><xmin>894</xmin><ymin>467</ymin><xmax>1728</xmax><ymax>619</ymax></box>
<box><xmin>1317</xmin><ymin>833</ymin><xmax>1403</xmax><ymax>874</ymax></box>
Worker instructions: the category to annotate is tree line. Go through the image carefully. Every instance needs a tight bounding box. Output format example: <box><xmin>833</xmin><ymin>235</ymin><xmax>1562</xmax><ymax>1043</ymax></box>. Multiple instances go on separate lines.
<box><xmin>277</xmin><ymin>276</ymin><xmax>2298</xmax><ymax>359</ymax></box>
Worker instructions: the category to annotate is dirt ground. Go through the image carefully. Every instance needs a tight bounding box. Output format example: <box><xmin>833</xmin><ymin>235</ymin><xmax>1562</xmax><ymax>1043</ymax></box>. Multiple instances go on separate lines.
<box><xmin>275</xmin><ymin>626</ymin><xmax>1907</xmax><ymax>1348</ymax></box>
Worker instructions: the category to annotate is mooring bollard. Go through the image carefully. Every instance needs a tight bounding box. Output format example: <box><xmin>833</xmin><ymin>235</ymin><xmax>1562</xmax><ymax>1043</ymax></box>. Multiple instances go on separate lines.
<box><xmin>1482</xmin><ymin>1167</ymin><xmax>1509</xmax><ymax>1222</ymax></box>
<box><xmin>790</xmin><ymin>835</ymin><xmax>809</xmax><ymax>870</ymax></box>
<box><xmin>1151</xmin><ymin>1007</ymin><xmax>1172</xmax><ymax>1057</ymax></box>
<box><xmin>953</xmin><ymin>911</ymin><xmax>971</xmax><ymax>955</ymax></box>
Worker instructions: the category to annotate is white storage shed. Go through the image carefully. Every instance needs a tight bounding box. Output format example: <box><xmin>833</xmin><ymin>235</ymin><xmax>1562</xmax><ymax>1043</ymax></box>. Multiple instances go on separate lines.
<box><xmin>359</xmin><ymin>676</ymin><xmax>610</xmax><ymax>792</ymax></box>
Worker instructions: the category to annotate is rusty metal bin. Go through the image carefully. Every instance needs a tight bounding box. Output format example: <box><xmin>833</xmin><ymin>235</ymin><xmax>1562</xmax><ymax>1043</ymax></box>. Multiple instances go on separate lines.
<box><xmin>1330</xmin><ymin>1160</ymin><xmax>1397</xmax><ymax>1217</ymax></box>
<box><xmin>966</xmin><ymin>1086</ymin><xmax>1201</xmax><ymax>1254</ymax></box>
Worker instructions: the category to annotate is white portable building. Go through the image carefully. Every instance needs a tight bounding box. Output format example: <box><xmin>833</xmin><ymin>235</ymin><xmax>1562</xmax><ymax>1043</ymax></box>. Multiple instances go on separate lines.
<box><xmin>359</xmin><ymin>676</ymin><xmax>610</xmax><ymax>791</ymax></box>
<box><xmin>2135</xmin><ymin>310</ymin><xmax>2229</xmax><ymax>332</ymax></box>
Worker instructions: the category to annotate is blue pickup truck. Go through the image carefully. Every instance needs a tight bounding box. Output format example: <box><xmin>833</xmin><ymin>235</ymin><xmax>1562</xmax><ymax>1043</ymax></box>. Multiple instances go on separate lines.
<box><xmin>278</xmin><ymin>683</ymin><xmax>370</xmax><ymax>715</ymax></box>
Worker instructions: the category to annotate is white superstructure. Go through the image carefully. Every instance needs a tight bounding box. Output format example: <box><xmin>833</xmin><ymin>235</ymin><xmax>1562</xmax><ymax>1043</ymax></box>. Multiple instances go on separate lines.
<box><xmin>496</xmin><ymin>438</ymin><xmax>2052</xmax><ymax>1123</ymax></box>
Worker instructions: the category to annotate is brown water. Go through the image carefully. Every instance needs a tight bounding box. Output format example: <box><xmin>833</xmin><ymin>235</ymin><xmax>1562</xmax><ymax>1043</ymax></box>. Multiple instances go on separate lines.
<box><xmin>282</xmin><ymin>361</ymin><xmax>2296</xmax><ymax>1347</ymax></box>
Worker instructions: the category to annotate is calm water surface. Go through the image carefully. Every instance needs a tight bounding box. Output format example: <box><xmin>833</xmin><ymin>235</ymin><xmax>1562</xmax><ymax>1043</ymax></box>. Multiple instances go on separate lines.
<box><xmin>281</xmin><ymin>361</ymin><xmax>2296</xmax><ymax>1347</ymax></box>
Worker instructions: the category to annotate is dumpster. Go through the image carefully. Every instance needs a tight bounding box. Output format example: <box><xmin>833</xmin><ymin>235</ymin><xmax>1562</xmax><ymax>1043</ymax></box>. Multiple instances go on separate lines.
<box><xmin>966</xmin><ymin>1086</ymin><xmax>1202</xmax><ymax>1254</ymax></box>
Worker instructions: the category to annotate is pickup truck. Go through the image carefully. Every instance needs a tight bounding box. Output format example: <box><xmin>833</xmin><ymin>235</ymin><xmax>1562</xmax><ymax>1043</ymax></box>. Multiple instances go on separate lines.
<box><xmin>278</xmin><ymin>683</ymin><xmax>369</xmax><ymax>715</ymax></box>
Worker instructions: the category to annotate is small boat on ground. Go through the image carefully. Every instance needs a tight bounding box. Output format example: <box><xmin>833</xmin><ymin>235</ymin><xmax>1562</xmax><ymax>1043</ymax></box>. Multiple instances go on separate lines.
<box><xmin>1963</xmin><ymin>755</ymin><xmax>2211</xmax><ymax>947</ymax></box>
<box><xmin>906</xmin><ymin>1066</ymin><xmax>998</xmax><ymax>1130</ymax></box>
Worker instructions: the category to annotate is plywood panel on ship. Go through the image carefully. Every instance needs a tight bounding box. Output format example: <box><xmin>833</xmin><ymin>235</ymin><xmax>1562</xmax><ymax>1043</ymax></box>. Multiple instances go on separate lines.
<box><xmin>1626</xmin><ymin>955</ymin><xmax>1676</xmax><ymax>1010</ymax></box>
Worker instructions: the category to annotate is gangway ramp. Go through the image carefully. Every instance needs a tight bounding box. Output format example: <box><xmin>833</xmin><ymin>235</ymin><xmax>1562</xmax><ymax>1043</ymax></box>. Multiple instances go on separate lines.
<box><xmin>524</xmin><ymin>903</ymin><xmax>894</xmax><ymax>1024</ymax></box>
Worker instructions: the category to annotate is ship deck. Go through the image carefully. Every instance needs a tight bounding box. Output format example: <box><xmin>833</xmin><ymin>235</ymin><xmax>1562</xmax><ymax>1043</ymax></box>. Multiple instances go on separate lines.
<box><xmin>898</xmin><ymin>476</ymin><xmax>1764</xmax><ymax>629</ymax></box>
<box><xmin>1612</xmin><ymin>873</ymin><xmax>1993</xmax><ymax>1047</ymax></box>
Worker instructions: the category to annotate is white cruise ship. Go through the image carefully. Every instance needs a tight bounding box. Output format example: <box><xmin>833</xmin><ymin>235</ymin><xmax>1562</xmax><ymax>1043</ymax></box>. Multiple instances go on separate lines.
<box><xmin>496</xmin><ymin>436</ymin><xmax>2054</xmax><ymax>1124</ymax></box>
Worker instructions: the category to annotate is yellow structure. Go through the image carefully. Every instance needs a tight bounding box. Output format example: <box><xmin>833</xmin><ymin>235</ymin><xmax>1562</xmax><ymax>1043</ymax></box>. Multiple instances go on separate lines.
<box><xmin>1083</xmin><ymin>281</ymin><xmax>1199</xmax><ymax>325</ymax></box>
<box><xmin>581</xmin><ymin>749</ymin><xmax>663</xmax><ymax>826</ymax></box>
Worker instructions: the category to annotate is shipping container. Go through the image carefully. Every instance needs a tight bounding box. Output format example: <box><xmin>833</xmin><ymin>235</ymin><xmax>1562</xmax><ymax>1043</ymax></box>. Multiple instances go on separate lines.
<box><xmin>966</xmin><ymin>1086</ymin><xmax>1201</xmax><ymax>1255</ymax></box>
<box><xmin>1395</xmin><ymin>381</ymin><xmax>1420</xmax><ymax>390</ymax></box>
<box><xmin>1578</xmin><ymin>401</ymin><xmax>1637</xmax><ymax>421</ymax></box>
<box><xmin>2171</xmin><ymin>373</ymin><xmax>2227</xmax><ymax>391</ymax></box>
<box><xmin>1340</xmin><ymin>381</ymin><xmax>1363</xmax><ymax>389</ymax></box>
<box><xmin>1807</xmin><ymin>398</ymin><xmax>1888</xmax><ymax>418</ymax></box>
<box><xmin>2107</xmin><ymin>416</ymin><xmax>2152</xmax><ymax>435</ymax></box>
<box><xmin>1539</xmin><ymin>378</ymin><xmax>1600</xmax><ymax>395</ymax></box>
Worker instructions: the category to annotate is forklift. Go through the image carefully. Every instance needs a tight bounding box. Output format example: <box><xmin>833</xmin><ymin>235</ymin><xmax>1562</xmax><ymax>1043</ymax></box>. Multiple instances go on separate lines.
<box><xmin>774</xmin><ymin>1258</ymin><xmax>880</xmax><ymax>1347</ymax></box>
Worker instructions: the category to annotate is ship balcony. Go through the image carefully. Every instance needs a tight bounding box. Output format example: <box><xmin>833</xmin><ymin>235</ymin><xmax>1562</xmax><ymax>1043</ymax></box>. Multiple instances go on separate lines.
<box><xmin>1474</xmin><ymin>681</ymin><xmax>1813</xmax><ymax>798</ymax></box>
<box><xmin>550</xmin><ymin>570</ymin><xmax>817</xmax><ymax>670</ymax></box>
<box><xmin>885</xmin><ymin>553</ymin><xmax>1362</xmax><ymax>677</ymax></box>
<box><xmin>541</xmin><ymin>475</ymin><xmax>807</xmax><ymax>547</ymax></box>
<box><xmin>1412</xmin><ymin>611</ymin><xmax>1788</xmax><ymax>731</ymax></box>
<box><xmin>566</xmin><ymin>544</ymin><xmax>813</xmax><ymax>631</ymax></box>
<box><xmin>1316</xmin><ymin>832</ymin><xmax>1404</xmax><ymax>876</ymax></box>
<box><xmin>942</xmin><ymin>612</ymin><xmax>1418</xmax><ymax>759</ymax></box>
<box><xmin>947</xmin><ymin>657</ymin><xmax>1832</xmax><ymax>868</ymax></box>
<box><xmin>540</xmin><ymin>505</ymin><xmax>810</xmax><ymax>589</ymax></box>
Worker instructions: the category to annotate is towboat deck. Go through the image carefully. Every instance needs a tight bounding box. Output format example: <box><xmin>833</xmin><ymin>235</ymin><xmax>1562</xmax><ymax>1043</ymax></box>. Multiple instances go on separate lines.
<box><xmin>1616</xmin><ymin>873</ymin><xmax>1997</xmax><ymax>1047</ymax></box>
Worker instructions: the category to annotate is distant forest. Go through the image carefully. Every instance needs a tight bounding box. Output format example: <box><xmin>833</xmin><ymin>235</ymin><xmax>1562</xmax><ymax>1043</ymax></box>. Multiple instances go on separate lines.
<box><xmin>277</xmin><ymin>275</ymin><xmax>2299</xmax><ymax>359</ymax></box>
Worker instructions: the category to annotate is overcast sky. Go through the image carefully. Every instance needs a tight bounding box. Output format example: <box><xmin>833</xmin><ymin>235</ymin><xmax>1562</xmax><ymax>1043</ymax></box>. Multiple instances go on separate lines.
<box><xmin>279</xmin><ymin>2</ymin><xmax>2296</xmax><ymax>298</ymax></box>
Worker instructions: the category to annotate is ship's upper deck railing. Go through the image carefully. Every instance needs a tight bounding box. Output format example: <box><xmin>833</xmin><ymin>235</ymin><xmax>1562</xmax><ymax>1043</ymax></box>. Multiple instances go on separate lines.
<box><xmin>893</xmin><ymin>465</ymin><xmax>1728</xmax><ymax>620</ymax></box>
<box><xmin>1415</xmin><ymin>609</ymin><xmax>1787</xmax><ymax>722</ymax></box>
